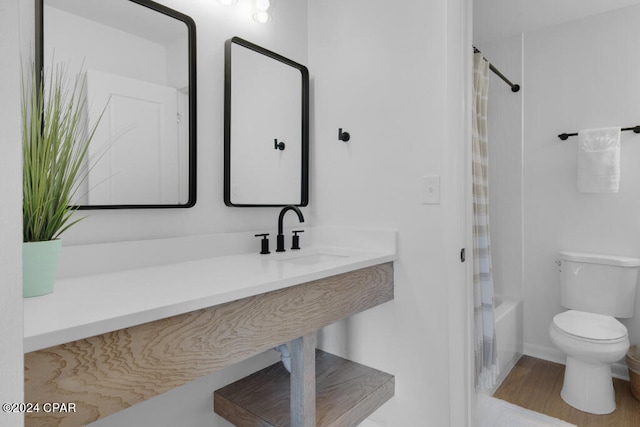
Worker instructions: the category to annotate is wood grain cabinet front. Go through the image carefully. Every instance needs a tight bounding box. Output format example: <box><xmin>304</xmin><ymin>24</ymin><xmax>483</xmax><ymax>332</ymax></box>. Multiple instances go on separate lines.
<box><xmin>24</xmin><ymin>262</ymin><xmax>394</xmax><ymax>427</ymax></box>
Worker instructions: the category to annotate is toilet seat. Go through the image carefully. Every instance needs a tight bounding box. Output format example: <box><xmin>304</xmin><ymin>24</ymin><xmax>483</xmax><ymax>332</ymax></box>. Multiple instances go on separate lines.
<box><xmin>552</xmin><ymin>310</ymin><xmax>628</xmax><ymax>343</ymax></box>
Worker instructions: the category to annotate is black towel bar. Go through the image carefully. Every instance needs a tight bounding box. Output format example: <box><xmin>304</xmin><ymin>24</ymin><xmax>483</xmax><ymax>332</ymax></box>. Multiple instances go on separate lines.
<box><xmin>558</xmin><ymin>126</ymin><xmax>640</xmax><ymax>141</ymax></box>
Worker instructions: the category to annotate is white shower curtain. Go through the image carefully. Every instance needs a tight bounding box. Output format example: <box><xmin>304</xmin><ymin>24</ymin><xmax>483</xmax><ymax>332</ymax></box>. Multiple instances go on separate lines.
<box><xmin>472</xmin><ymin>53</ymin><xmax>498</xmax><ymax>392</ymax></box>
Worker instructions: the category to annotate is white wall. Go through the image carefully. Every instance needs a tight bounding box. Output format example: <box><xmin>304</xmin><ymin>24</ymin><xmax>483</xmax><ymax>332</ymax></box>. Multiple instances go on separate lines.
<box><xmin>0</xmin><ymin>0</ymin><xmax>30</xmax><ymax>425</ymax></box>
<box><xmin>309</xmin><ymin>0</ymin><xmax>468</xmax><ymax>425</ymax></box>
<box><xmin>473</xmin><ymin>0</ymin><xmax>640</xmax><ymax>45</ymax></box>
<box><xmin>522</xmin><ymin>5</ymin><xmax>640</xmax><ymax>362</ymax></box>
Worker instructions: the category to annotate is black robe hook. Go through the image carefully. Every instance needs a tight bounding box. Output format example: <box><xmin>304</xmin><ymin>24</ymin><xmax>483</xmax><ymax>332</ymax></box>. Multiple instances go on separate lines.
<box><xmin>338</xmin><ymin>128</ymin><xmax>350</xmax><ymax>142</ymax></box>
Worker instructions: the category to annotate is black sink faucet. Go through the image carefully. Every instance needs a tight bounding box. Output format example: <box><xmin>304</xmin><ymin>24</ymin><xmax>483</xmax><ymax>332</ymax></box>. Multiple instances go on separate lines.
<box><xmin>276</xmin><ymin>205</ymin><xmax>304</xmax><ymax>252</ymax></box>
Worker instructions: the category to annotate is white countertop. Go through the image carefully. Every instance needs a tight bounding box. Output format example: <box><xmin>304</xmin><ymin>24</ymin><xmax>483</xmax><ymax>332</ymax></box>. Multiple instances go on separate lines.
<box><xmin>24</xmin><ymin>227</ymin><xmax>397</xmax><ymax>353</ymax></box>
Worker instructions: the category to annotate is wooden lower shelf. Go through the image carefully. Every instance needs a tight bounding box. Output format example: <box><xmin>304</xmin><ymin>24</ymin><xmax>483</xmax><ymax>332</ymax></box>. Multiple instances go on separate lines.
<box><xmin>214</xmin><ymin>350</ymin><xmax>394</xmax><ymax>427</ymax></box>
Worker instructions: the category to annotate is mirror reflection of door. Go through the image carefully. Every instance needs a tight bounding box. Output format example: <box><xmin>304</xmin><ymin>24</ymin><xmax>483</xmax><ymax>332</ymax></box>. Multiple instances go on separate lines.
<box><xmin>42</xmin><ymin>0</ymin><xmax>195</xmax><ymax>208</ymax></box>
<box><xmin>86</xmin><ymin>70</ymin><xmax>184</xmax><ymax>205</ymax></box>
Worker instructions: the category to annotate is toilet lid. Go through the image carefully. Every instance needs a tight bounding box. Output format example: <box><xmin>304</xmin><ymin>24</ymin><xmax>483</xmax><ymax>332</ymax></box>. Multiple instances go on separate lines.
<box><xmin>553</xmin><ymin>310</ymin><xmax>627</xmax><ymax>341</ymax></box>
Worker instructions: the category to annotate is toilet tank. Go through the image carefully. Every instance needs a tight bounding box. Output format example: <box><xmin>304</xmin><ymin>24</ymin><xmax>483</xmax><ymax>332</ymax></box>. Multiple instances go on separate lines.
<box><xmin>558</xmin><ymin>251</ymin><xmax>640</xmax><ymax>318</ymax></box>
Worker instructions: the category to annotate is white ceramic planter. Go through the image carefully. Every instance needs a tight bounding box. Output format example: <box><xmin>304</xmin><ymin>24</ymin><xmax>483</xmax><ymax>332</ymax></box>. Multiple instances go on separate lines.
<box><xmin>23</xmin><ymin>239</ymin><xmax>62</xmax><ymax>298</ymax></box>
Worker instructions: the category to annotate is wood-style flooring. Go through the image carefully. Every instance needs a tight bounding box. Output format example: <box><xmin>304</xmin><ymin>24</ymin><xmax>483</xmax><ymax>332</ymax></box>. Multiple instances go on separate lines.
<box><xmin>493</xmin><ymin>355</ymin><xmax>640</xmax><ymax>427</ymax></box>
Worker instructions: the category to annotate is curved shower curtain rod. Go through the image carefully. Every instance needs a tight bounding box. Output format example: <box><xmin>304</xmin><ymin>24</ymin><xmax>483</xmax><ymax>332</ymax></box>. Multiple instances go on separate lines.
<box><xmin>473</xmin><ymin>47</ymin><xmax>521</xmax><ymax>93</ymax></box>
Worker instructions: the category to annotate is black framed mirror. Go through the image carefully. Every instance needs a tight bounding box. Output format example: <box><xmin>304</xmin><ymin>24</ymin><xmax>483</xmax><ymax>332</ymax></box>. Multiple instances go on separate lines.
<box><xmin>224</xmin><ymin>37</ymin><xmax>309</xmax><ymax>207</ymax></box>
<box><xmin>36</xmin><ymin>0</ymin><xmax>197</xmax><ymax>209</ymax></box>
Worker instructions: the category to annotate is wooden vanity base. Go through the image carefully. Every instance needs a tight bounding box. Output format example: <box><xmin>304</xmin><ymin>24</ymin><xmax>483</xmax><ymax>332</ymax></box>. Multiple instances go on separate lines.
<box><xmin>24</xmin><ymin>263</ymin><xmax>393</xmax><ymax>426</ymax></box>
<box><xmin>214</xmin><ymin>350</ymin><xmax>395</xmax><ymax>427</ymax></box>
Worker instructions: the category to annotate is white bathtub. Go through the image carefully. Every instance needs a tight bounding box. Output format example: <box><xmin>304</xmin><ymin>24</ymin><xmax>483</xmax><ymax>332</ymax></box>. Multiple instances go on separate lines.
<box><xmin>491</xmin><ymin>297</ymin><xmax>523</xmax><ymax>394</ymax></box>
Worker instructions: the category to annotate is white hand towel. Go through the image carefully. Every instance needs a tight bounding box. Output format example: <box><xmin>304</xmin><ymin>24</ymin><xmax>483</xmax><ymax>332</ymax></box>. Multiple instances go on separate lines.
<box><xmin>577</xmin><ymin>127</ymin><xmax>621</xmax><ymax>193</ymax></box>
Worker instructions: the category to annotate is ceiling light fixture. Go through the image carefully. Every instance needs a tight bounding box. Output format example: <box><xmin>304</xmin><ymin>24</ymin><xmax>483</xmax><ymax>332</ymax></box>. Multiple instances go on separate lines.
<box><xmin>253</xmin><ymin>0</ymin><xmax>272</xmax><ymax>23</ymax></box>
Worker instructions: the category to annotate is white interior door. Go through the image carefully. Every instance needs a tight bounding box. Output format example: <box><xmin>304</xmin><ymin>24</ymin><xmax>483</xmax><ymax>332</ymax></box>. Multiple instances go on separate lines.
<box><xmin>86</xmin><ymin>69</ymin><xmax>179</xmax><ymax>205</ymax></box>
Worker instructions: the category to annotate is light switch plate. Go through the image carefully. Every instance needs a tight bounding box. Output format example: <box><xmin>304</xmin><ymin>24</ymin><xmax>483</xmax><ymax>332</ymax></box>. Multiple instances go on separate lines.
<box><xmin>422</xmin><ymin>175</ymin><xmax>440</xmax><ymax>204</ymax></box>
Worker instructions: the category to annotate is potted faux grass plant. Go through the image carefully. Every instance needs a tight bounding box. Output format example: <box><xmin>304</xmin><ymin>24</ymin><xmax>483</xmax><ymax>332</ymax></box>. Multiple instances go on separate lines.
<box><xmin>22</xmin><ymin>62</ymin><xmax>103</xmax><ymax>297</ymax></box>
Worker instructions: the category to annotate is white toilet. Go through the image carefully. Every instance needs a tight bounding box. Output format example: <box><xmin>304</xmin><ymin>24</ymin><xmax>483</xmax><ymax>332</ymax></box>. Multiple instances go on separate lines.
<box><xmin>549</xmin><ymin>251</ymin><xmax>640</xmax><ymax>414</ymax></box>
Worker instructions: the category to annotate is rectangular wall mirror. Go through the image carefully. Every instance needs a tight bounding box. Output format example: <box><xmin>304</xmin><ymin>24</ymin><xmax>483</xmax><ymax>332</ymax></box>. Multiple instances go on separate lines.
<box><xmin>224</xmin><ymin>37</ymin><xmax>309</xmax><ymax>207</ymax></box>
<box><xmin>36</xmin><ymin>0</ymin><xmax>197</xmax><ymax>209</ymax></box>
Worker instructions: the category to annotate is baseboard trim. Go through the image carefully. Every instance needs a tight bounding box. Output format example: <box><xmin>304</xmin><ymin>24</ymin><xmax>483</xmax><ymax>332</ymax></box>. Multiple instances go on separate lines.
<box><xmin>523</xmin><ymin>343</ymin><xmax>566</xmax><ymax>366</ymax></box>
<box><xmin>524</xmin><ymin>343</ymin><xmax>630</xmax><ymax>381</ymax></box>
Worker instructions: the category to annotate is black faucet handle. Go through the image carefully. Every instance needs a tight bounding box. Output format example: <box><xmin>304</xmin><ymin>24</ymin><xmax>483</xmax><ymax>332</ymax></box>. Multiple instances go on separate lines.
<box><xmin>254</xmin><ymin>233</ymin><xmax>270</xmax><ymax>255</ymax></box>
<box><xmin>291</xmin><ymin>230</ymin><xmax>304</xmax><ymax>250</ymax></box>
